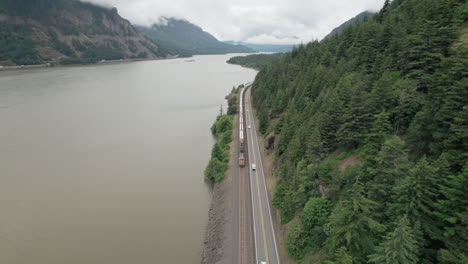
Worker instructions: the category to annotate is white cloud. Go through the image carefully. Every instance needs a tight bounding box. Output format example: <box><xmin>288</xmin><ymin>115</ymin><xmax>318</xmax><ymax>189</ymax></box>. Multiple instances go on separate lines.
<box><xmin>82</xmin><ymin>0</ymin><xmax>385</xmax><ymax>44</ymax></box>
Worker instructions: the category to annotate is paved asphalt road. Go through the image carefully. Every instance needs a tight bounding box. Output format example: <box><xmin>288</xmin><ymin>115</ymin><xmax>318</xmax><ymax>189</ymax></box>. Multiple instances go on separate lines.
<box><xmin>244</xmin><ymin>87</ymin><xmax>280</xmax><ymax>264</ymax></box>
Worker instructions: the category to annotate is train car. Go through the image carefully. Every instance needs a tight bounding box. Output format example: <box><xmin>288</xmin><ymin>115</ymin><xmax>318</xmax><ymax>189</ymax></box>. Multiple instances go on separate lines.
<box><xmin>239</xmin><ymin>153</ymin><xmax>245</xmax><ymax>167</ymax></box>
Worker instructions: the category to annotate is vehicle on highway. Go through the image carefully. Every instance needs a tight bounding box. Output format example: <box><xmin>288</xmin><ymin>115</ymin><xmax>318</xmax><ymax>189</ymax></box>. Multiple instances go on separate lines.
<box><xmin>252</xmin><ymin>163</ymin><xmax>256</xmax><ymax>170</ymax></box>
<box><xmin>248</xmin><ymin>125</ymin><xmax>251</xmax><ymax>129</ymax></box>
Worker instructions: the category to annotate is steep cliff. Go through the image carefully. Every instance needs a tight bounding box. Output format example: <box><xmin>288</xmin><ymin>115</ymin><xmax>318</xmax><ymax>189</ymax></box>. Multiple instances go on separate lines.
<box><xmin>0</xmin><ymin>0</ymin><xmax>164</xmax><ymax>66</ymax></box>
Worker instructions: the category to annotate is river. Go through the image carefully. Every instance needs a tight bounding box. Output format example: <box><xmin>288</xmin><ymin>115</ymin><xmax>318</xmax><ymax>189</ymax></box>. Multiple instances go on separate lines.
<box><xmin>0</xmin><ymin>55</ymin><xmax>256</xmax><ymax>264</ymax></box>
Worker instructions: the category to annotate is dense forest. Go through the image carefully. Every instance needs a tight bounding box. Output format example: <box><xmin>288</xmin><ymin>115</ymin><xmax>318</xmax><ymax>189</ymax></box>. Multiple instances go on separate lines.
<box><xmin>250</xmin><ymin>0</ymin><xmax>467</xmax><ymax>263</ymax></box>
<box><xmin>227</xmin><ymin>53</ymin><xmax>286</xmax><ymax>70</ymax></box>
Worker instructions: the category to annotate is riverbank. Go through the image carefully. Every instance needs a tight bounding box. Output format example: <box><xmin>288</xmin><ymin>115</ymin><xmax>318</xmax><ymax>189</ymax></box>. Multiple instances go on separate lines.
<box><xmin>0</xmin><ymin>56</ymin><xmax>180</xmax><ymax>72</ymax></box>
<box><xmin>201</xmin><ymin>115</ymin><xmax>237</xmax><ymax>264</ymax></box>
<box><xmin>201</xmin><ymin>85</ymin><xmax>247</xmax><ymax>264</ymax></box>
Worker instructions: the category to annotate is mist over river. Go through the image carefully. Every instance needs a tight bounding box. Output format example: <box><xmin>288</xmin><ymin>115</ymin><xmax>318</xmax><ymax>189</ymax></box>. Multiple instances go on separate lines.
<box><xmin>0</xmin><ymin>55</ymin><xmax>256</xmax><ymax>264</ymax></box>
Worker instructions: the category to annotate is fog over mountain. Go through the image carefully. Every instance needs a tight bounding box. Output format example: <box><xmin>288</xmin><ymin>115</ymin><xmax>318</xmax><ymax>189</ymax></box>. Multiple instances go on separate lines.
<box><xmin>81</xmin><ymin>0</ymin><xmax>385</xmax><ymax>44</ymax></box>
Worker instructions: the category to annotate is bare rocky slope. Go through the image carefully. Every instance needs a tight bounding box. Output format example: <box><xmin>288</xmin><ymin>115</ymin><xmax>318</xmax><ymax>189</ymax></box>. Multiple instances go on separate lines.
<box><xmin>0</xmin><ymin>0</ymin><xmax>164</xmax><ymax>66</ymax></box>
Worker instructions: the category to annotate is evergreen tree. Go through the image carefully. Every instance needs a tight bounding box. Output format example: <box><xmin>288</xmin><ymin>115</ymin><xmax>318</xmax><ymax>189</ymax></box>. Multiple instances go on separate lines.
<box><xmin>434</xmin><ymin>162</ymin><xmax>468</xmax><ymax>263</ymax></box>
<box><xmin>367</xmin><ymin>136</ymin><xmax>410</xmax><ymax>221</ymax></box>
<box><xmin>362</xmin><ymin>111</ymin><xmax>393</xmax><ymax>160</ymax></box>
<box><xmin>300</xmin><ymin>197</ymin><xmax>332</xmax><ymax>250</ymax></box>
<box><xmin>326</xmin><ymin>247</ymin><xmax>354</xmax><ymax>264</ymax></box>
<box><xmin>368</xmin><ymin>215</ymin><xmax>420</xmax><ymax>264</ymax></box>
<box><xmin>325</xmin><ymin>181</ymin><xmax>384</xmax><ymax>261</ymax></box>
<box><xmin>391</xmin><ymin>157</ymin><xmax>440</xmax><ymax>233</ymax></box>
<box><xmin>258</xmin><ymin>108</ymin><xmax>269</xmax><ymax>134</ymax></box>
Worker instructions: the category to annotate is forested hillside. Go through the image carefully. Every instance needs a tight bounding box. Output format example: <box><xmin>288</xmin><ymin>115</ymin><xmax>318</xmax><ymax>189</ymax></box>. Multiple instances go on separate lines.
<box><xmin>227</xmin><ymin>53</ymin><xmax>286</xmax><ymax>70</ymax></box>
<box><xmin>0</xmin><ymin>0</ymin><xmax>163</xmax><ymax>66</ymax></box>
<box><xmin>251</xmin><ymin>0</ymin><xmax>467</xmax><ymax>263</ymax></box>
<box><xmin>224</xmin><ymin>41</ymin><xmax>295</xmax><ymax>52</ymax></box>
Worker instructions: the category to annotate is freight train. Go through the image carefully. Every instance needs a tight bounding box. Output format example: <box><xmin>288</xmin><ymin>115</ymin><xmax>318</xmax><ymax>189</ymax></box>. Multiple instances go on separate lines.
<box><xmin>238</xmin><ymin>82</ymin><xmax>252</xmax><ymax>167</ymax></box>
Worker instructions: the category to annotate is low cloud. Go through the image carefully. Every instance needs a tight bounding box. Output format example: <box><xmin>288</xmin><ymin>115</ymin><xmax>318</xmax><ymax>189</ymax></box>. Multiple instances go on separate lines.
<box><xmin>82</xmin><ymin>0</ymin><xmax>384</xmax><ymax>44</ymax></box>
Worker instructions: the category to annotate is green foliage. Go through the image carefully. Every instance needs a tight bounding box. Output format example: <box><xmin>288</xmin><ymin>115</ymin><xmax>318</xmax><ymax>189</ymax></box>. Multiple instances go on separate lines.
<box><xmin>258</xmin><ymin>109</ymin><xmax>269</xmax><ymax>134</ymax></box>
<box><xmin>368</xmin><ymin>215</ymin><xmax>420</xmax><ymax>264</ymax></box>
<box><xmin>366</xmin><ymin>136</ymin><xmax>410</xmax><ymax>221</ymax></box>
<box><xmin>0</xmin><ymin>23</ymin><xmax>42</xmax><ymax>65</ymax></box>
<box><xmin>249</xmin><ymin>0</ymin><xmax>467</xmax><ymax>261</ymax></box>
<box><xmin>204</xmin><ymin>90</ymin><xmax>238</xmax><ymax>182</ymax></box>
<box><xmin>286</xmin><ymin>221</ymin><xmax>308</xmax><ymax>260</ymax></box>
<box><xmin>272</xmin><ymin>174</ymin><xmax>299</xmax><ymax>223</ymax></box>
<box><xmin>362</xmin><ymin>111</ymin><xmax>392</xmax><ymax>159</ymax></box>
<box><xmin>204</xmin><ymin>114</ymin><xmax>234</xmax><ymax>182</ymax></box>
<box><xmin>325</xmin><ymin>181</ymin><xmax>385</xmax><ymax>262</ymax></box>
<box><xmin>300</xmin><ymin>197</ymin><xmax>332</xmax><ymax>250</ymax></box>
<box><xmin>391</xmin><ymin>157</ymin><xmax>440</xmax><ymax>235</ymax></box>
<box><xmin>434</xmin><ymin>161</ymin><xmax>468</xmax><ymax>263</ymax></box>
<box><xmin>284</xmin><ymin>197</ymin><xmax>333</xmax><ymax>260</ymax></box>
<box><xmin>81</xmin><ymin>45</ymin><xmax>125</xmax><ymax>62</ymax></box>
<box><xmin>227</xmin><ymin>53</ymin><xmax>286</xmax><ymax>70</ymax></box>
<box><xmin>226</xmin><ymin>84</ymin><xmax>243</xmax><ymax>115</ymax></box>
<box><xmin>316</xmin><ymin>158</ymin><xmax>339</xmax><ymax>184</ymax></box>
<box><xmin>326</xmin><ymin>247</ymin><xmax>354</xmax><ymax>264</ymax></box>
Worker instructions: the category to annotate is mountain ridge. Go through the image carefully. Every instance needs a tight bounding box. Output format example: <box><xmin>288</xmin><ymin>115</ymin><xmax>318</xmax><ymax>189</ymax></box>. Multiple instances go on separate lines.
<box><xmin>224</xmin><ymin>41</ymin><xmax>296</xmax><ymax>53</ymax></box>
<box><xmin>136</xmin><ymin>18</ymin><xmax>254</xmax><ymax>57</ymax></box>
<box><xmin>323</xmin><ymin>10</ymin><xmax>375</xmax><ymax>40</ymax></box>
<box><xmin>0</xmin><ymin>0</ymin><xmax>163</xmax><ymax>66</ymax></box>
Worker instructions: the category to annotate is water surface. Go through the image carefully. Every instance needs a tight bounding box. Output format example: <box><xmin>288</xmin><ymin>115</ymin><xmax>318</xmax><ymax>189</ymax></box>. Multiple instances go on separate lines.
<box><xmin>0</xmin><ymin>55</ymin><xmax>256</xmax><ymax>264</ymax></box>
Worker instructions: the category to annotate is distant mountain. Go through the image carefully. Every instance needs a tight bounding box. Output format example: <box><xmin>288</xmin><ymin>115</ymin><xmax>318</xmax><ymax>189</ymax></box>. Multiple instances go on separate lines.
<box><xmin>136</xmin><ymin>18</ymin><xmax>254</xmax><ymax>57</ymax></box>
<box><xmin>323</xmin><ymin>11</ymin><xmax>375</xmax><ymax>40</ymax></box>
<box><xmin>0</xmin><ymin>0</ymin><xmax>164</xmax><ymax>66</ymax></box>
<box><xmin>224</xmin><ymin>41</ymin><xmax>296</xmax><ymax>53</ymax></box>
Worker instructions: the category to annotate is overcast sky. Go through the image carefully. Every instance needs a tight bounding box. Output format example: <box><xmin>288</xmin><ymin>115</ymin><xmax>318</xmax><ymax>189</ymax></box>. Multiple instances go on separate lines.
<box><xmin>83</xmin><ymin>0</ymin><xmax>385</xmax><ymax>44</ymax></box>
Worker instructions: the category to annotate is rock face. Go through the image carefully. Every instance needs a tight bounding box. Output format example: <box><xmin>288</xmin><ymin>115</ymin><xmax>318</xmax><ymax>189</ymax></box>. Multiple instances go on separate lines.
<box><xmin>0</xmin><ymin>0</ymin><xmax>164</xmax><ymax>65</ymax></box>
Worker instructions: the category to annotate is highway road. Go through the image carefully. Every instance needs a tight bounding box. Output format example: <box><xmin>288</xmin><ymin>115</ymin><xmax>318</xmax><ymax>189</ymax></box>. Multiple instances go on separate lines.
<box><xmin>243</xmin><ymin>87</ymin><xmax>280</xmax><ymax>264</ymax></box>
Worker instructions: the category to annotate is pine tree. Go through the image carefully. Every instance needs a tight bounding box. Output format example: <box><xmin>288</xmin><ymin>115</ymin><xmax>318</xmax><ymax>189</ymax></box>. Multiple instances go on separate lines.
<box><xmin>325</xmin><ymin>181</ymin><xmax>384</xmax><ymax>261</ymax></box>
<box><xmin>391</xmin><ymin>157</ymin><xmax>440</xmax><ymax>232</ymax></box>
<box><xmin>362</xmin><ymin>111</ymin><xmax>393</xmax><ymax>160</ymax></box>
<box><xmin>326</xmin><ymin>247</ymin><xmax>354</xmax><ymax>264</ymax></box>
<box><xmin>258</xmin><ymin>108</ymin><xmax>269</xmax><ymax>134</ymax></box>
<box><xmin>368</xmin><ymin>215</ymin><xmax>420</xmax><ymax>264</ymax></box>
<box><xmin>366</xmin><ymin>136</ymin><xmax>410</xmax><ymax>221</ymax></box>
<box><xmin>376</xmin><ymin>0</ymin><xmax>391</xmax><ymax>22</ymax></box>
<box><xmin>434</xmin><ymin>162</ymin><xmax>468</xmax><ymax>264</ymax></box>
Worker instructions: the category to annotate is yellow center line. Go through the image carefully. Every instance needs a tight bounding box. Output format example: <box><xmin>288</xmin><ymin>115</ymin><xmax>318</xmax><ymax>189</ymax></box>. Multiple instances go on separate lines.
<box><xmin>247</xmin><ymin>94</ymin><xmax>270</xmax><ymax>264</ymax></box>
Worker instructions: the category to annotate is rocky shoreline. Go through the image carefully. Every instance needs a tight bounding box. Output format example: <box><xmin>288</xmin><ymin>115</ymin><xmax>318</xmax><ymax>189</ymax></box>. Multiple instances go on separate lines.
<box><xmin>200</xmin><ymin>179</ymin><xmax>230</xmax><ymax>264</ymax></box>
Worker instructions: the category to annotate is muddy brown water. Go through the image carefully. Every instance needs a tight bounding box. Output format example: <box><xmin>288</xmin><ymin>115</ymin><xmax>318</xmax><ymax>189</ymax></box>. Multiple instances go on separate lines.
<box><xmin>0</xmin><ymin>55</ymin><xmax>256</xmax><ymax>264</ymax></box>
